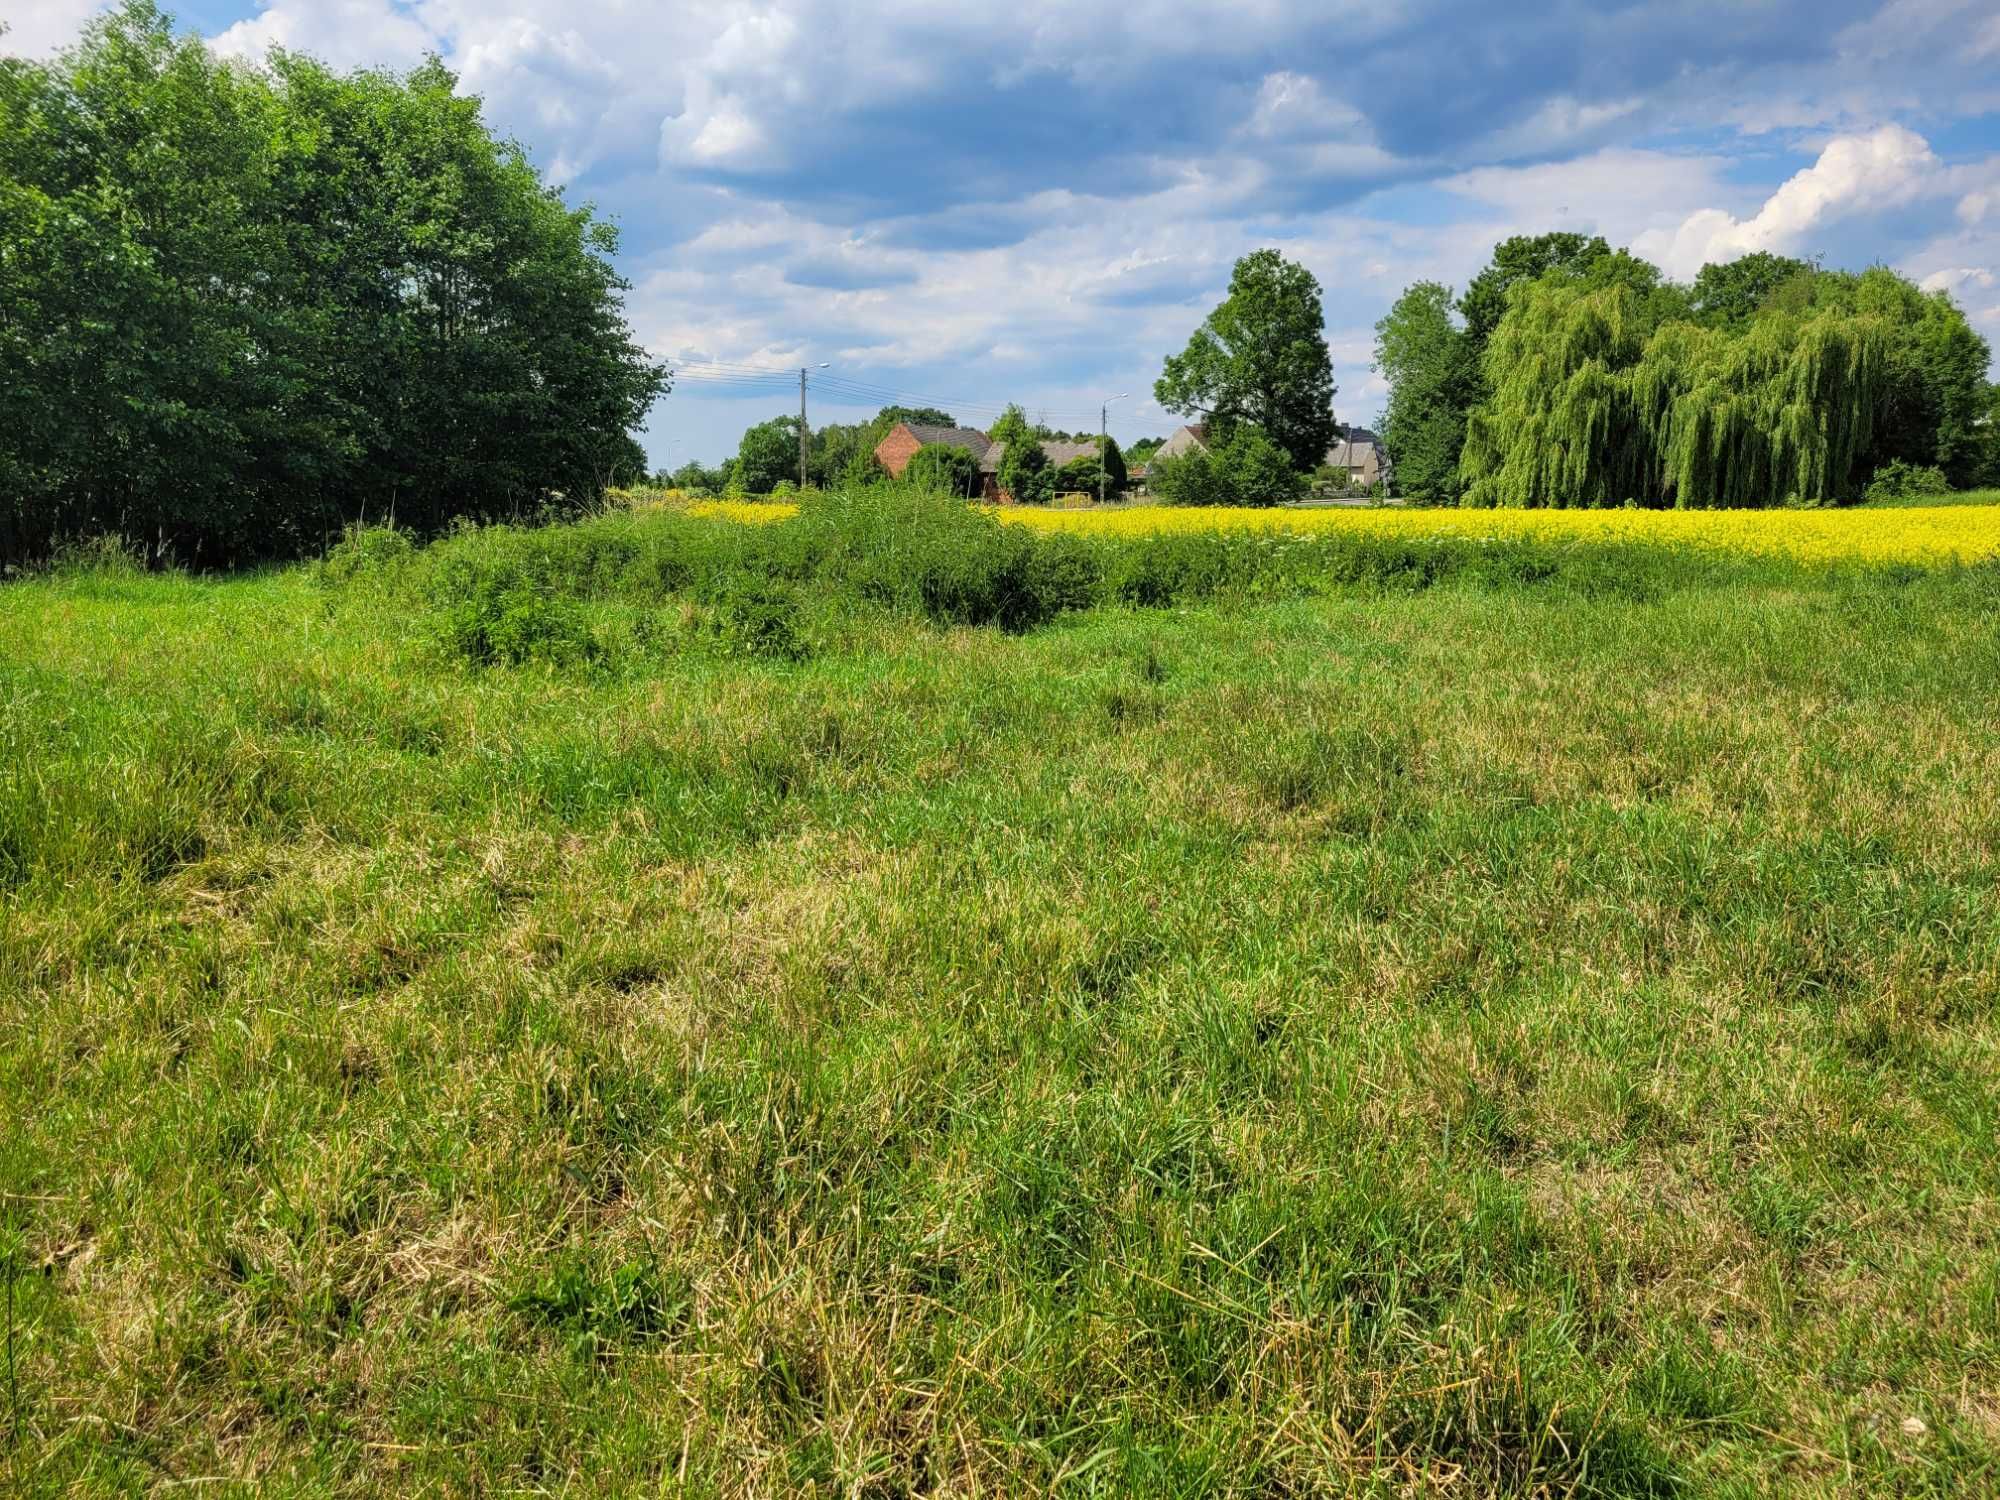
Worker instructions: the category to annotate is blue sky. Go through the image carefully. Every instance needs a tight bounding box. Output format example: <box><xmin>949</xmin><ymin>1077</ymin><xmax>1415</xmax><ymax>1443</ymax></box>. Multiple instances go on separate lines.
<box><xmin>8</xmin><ymin>0</ymin><xmax>2000</xmax><ymax>467</ymax></box>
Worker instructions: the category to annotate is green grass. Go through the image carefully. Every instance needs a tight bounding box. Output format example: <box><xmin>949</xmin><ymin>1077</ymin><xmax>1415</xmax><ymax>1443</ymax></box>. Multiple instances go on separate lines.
<box><xmin>4</xmin><ymin>503</ymin><xmax>1999</xmax><ymax>1496</ymax></box>
<box><xmin>1857</xmin><ymin>486</ymin><xmax>2000</xmax><ymax>508</ymax></box>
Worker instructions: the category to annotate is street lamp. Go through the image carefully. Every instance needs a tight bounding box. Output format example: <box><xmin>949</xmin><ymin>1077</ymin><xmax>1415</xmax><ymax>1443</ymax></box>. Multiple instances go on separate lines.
<box><xmin>1100</xmin><ymin>394</ymin><xmax>1128</xmax><ymax>506</ymax></box>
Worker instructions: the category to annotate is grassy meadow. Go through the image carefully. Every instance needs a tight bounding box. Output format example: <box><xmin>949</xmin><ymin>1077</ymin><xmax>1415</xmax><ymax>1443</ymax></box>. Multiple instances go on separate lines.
<box><xmin>4</xmin><ymin>493</ymin><xmax>2000</xmax><ymax>1497</ymax></box>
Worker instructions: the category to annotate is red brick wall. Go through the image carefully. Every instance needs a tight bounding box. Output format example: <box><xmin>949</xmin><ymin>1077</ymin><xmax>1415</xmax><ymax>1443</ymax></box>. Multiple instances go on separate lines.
<box><xmin>875</xmin><ymin>424</ymin><xmax>923</xmax><ymax>479</ymax></box>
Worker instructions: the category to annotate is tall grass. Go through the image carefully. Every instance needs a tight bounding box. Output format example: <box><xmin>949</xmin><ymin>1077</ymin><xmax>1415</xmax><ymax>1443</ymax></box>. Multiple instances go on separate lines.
<box><xmin>3</xmin><ymin>503</ymin><xmax>1999</xmax><ymax>1495</ymax></box>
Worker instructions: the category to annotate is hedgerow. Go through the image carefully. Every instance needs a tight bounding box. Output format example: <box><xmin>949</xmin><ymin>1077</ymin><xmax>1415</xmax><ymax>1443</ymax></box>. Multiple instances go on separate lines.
<box><xmin>322</xmin><ymin>485</ymin><xmax>1990</xmax><ymax>672</ymax></box>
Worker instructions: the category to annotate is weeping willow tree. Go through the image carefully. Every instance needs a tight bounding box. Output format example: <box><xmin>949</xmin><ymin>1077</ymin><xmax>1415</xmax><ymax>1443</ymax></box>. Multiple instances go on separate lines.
<box><xmin>1461</xmin><ymin>283</ymin><xmax>1892</xmax><ymax>507</ymax></box>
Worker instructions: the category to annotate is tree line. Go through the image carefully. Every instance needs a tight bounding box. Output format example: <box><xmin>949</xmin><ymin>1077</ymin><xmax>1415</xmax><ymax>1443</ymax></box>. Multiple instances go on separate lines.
<box><xmin>674</xmin><ymin>247</ymin><xmax>1348</xmax><ymax>509</ymax></box>
<box><xmin>678</xmin><ymin>404</ymin><xmax>1131</xmax><ymax>502</ymax></box>
<box><xmin>0</xmin><ymin>2</ymin><xmax>665</xmax><ymax>566</ymax></box>
<box><xmin>1375</xmin><ymin>235</ymin><xmax>2000</xmax><ymax>506</ymax></box>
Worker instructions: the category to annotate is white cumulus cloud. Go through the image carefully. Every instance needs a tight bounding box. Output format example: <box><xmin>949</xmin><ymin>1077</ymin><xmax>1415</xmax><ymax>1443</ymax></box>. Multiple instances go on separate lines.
<box><xmin>210</xmin><ymin>0</ymin><xmax>438</xmax><ymax>71</ymax></box>
<box><xmin>1639</xmin><ymin>124</ymin><xmax>1939</xmax><ymax>277</ymax></box>
<box><xmin>0</xmin><ymin>0</ymin><xmax>111</xmax><ymax>57</ymax></box>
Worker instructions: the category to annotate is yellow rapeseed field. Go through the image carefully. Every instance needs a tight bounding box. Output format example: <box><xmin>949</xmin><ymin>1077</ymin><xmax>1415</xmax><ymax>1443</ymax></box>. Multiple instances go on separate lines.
<box><xmin>685</xmin><ymin>498</ymin><xmax>2000</xmax><ymax>565</ymax></box>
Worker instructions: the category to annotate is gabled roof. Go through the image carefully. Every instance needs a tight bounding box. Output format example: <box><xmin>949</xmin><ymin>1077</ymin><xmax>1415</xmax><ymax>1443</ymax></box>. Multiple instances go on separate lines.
<box><xmin>902</xmin><ymin>423</ymin><xmax>992</xmax><ymax>457</ymax></box>
<box><xmin>1040</xmin><ymin>440</ymin><xmax>1102</xmax><ymax>468</ymax></box>
<box><xmin>1326</xmin><ymin>429</ymin><xmax>1386</xmax><ymax>466</ymax></box>
<box><xmin>1153</xmin><ymin>424</ymin><xmax>1210</xmax><ymax>461</ymax></box>
<box><xmin>978</xmin><ymin>438</ymin><xmax>1103</xmax><ymax>473</ymax></box>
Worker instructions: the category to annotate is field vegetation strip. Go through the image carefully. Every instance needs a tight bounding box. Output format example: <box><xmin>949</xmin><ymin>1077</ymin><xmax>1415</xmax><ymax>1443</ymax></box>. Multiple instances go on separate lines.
<box><xmin>677</xmin><ymin>495</ymin><xmax>2000</xmax><ymax>566</ymax></box>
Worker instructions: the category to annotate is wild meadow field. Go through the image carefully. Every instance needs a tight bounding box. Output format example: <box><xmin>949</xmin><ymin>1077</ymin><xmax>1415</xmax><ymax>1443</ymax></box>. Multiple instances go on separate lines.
<box><xmin>4</xmin><ymin>491</ymin><xmax>2000</xmax><ymax>1497</ymax></box>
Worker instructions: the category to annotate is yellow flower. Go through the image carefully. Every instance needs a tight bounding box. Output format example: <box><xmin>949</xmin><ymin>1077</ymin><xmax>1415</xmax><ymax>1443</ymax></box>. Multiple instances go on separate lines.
<box><xmin>688</xmin><ymin>500</ymin><xmax>793</xmax><ymax>525</ymax></box>
<box><xmin>994</xmin><ymin>504</ymin><xmax>2000</xmax><ymax>566</ymax></box>
<box><xmin>677</xmin><ymin>497</ymin><xmax>2000</xmax><ymax>566</ymax></box>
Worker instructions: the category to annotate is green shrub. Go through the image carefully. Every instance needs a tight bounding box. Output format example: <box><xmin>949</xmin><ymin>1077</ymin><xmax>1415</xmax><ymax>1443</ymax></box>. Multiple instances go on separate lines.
<box><xmin>704</xmin><ymin>579</ymin><xmax>810</xmax><ymax>662</ymax></box>
<box><xmin>1148</xmin><ymin>449</ymin><xmax>1234</xmax><ymax>507</ymax></box>
<box><xmin>1148</xmin><ymin>428</ymin><xmax>1304</xmax><ymax>507</ymax></box>
<box><xmin>998</xmin><ymin>438</ymin><xmax>1053</xmax><ymax>505</ymax></box>
<box><xmin>1865</xmin><ymin>460</ymin><xmax>1954</xmax><ymax>503</ymax></box>
<box><xmin>908</xmin><ymin>443</ymin><xmax>982</xmax><ymax>498</ymax></box>
<box><xmin>319</xmin><ymin>525</ymin><xmax>416</xmax><ymax>586</ymax></box>
<box><xmin>783</xmin><ymin>488</ymin><xmax>1094</xmax><ymax>632</ymax></box>
<box><xmin>437</xmin><ymin>583</ymin><xmax>599</xmax><ymax>667</ymax></box>
<box><xmin>1219</xmin><ymin>427</ymin><xmax>1308</xmax><ymax>507</ymax></box>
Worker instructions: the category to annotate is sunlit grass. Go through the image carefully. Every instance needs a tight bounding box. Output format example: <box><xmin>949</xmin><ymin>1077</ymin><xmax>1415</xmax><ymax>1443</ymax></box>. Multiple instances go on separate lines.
<box><xmin>5</xmin><ymin>526</ymin><xmax>1999</xmax><ymax>1496</ymax></box>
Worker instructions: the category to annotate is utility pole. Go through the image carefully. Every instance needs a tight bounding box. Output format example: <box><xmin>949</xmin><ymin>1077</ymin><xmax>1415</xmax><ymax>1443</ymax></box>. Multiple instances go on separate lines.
<box><xmin>1100</xmin><ymin>393</ymin><xmax>1128</xmax><ymax>506</ymax></box>
<box><xmin>798</xmin><ymin>362</ymin><xmax>830</xmax><ymax>491</ymax></box>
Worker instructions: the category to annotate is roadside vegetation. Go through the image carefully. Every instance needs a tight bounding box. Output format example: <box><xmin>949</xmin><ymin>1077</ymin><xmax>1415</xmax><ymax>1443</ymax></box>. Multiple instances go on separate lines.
<box><xmin>5</xmin><ymin>491</ymin><xmax>2000</xmax><ymax>1495</ymax></box>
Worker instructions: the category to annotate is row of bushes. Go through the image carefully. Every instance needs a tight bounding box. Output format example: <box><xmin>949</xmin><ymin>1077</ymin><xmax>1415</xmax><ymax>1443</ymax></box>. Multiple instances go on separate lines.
<box><xmin>1144</xmin><ymin>428</ymin><xmax>1310</xmax><ymax>508</ymax></box>
<box><xmin>322</xmin><ymin>487</ymin><xmax>1876</xmax><ymax>669</ymax></box>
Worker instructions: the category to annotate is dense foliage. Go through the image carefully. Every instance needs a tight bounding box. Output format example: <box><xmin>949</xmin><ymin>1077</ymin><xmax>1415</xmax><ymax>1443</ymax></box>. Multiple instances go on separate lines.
<box><xmin>1050</xmin><ymin>438</ymin><xmax>1127</xmax><ymax>500</ymax></box>
<box><xmin>734</xmin><ymin>417</ymin><xmax>802</xmax><ymax>495</ymax></box>
<box><xmin>1155</xmin><ymin>249</ymin><xmax>1338</xmax><ymax>472</ymax></box>
<box><xmin>1461</xmin><ymin>283</ymin><xmax>1892</xmax><ymax>508</ymax></box>
<box><xmin>1374</xmin><ymin>230</ymin><xmax>1995</xmax><ymax>508</ymax></box>
<box><xmin>1148</xmin><ymin>425</ymin><xmax>1306</xmax><ymax>508</ymax></box>
<box><xmin>0</xmin><ymin>2</ymin><xmax>664</xmax><ymax>565</ymax></box>
<box><xmin>908</xmin><ymin>443</ymin><xmax>982</xmax><ymax>498</ymax></box>
<box><xmin>1373</xmin><ymin>282</ymin><xmax>1480</xmax><ymax>503</ymax></box>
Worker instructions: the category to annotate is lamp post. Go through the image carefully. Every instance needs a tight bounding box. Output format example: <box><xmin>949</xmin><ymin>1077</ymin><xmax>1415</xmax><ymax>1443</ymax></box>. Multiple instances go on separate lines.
<box><xmin>800</xmin><ymin>362</ymin><xmax>830</xmax><ymax>490</ymax></box>
<box><xmin>1100</xmin><ymin>393</ymin><xmax>1128</xmax><ymax>506</ymax></box>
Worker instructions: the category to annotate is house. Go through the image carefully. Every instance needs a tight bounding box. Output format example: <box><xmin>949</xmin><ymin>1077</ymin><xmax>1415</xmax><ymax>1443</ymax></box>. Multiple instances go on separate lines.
<box><xmin>874</xmin><ymin>422</ymin><xmax>995</xmax><ymax>482</ymax></box>
<box><xmin>873</xmin><ymin>422</ymin><xmax>1113</xmax><ymax>503</ymax></box>
<box><xmin>1151</xmin><ymin>424</ymin><xmax>1210</xmax><ymax>463</ymax></box>
<box><xmin>1139</xmin><ymin>420</ymin><xmax>1393</xmax><ymax>494</ymax></box>
<box><xmin>1325</xmin><ymin>428</ymin><xmax>1389</xmax><ymax>490</ymax></box>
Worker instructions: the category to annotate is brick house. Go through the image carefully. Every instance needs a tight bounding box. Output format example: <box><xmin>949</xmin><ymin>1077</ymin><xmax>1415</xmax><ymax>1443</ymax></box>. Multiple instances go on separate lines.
<box><xmin>873</xmin><ymin>422</ymin><xmax>1107</xmax><ymax>503</ymax></box>
<box><xmin>873</xmin><ymin>422</ymin><xmax>995</xmax><ymax>485</ymax></box>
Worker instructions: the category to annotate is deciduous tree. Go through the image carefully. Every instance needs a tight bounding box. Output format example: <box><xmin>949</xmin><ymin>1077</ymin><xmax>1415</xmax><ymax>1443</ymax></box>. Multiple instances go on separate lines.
<box><xmin>0</xmin><ymin>1</ymin><xmax>665</xmax><ymax>565</ymax></box>
<box><xmin>1155</xmin><ymin>249</ymin><xmax>1337</xmax><ymax>472</ymax></box>
<box><xmin>736</xmin><ymin>417</ymin><xmax>801</xmax><ymax>494</ymax></box>
<box><xmin>1373</xmin><ymin>282</ymin><xmax>1479</xmax><ymax>502</ymax></box>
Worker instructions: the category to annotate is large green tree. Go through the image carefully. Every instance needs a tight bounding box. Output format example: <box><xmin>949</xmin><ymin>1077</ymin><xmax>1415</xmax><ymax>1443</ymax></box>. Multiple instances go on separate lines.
<box><xmin>1690</xmin><ymin>252</ymin><xmax>1816</xmax><ymax>328</ymax></box>
<box><xmin>1460</xmin><ymin>282</ymin><xmax>1893</xmax><ymax>508</ymax></box>
<box><xmin>1828</xmin><ymin>268</ymin><xmax>1992</xmax><ymax>485</ymax></box>
<box><xmin>0</xmin><ymin>1</ymin><xmax>664</xmax><ymax>565</ymax></box>
<box><xmin>1373</xmin><ymin>282</ymin><xmax>1480</xmax><ymax>502</ymax></box>
<box><xmin>735</xmin><ymin>416</ymin><xmax>801</xmax><ymax>494</ymax></box>
<box><xmin>1155</xmin><ymin>249</ymin><xmax>1338</xmax><ymax>472</ymax></box>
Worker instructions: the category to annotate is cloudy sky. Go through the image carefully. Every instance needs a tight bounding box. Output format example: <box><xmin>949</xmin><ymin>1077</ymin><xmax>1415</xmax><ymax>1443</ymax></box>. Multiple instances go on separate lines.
<box><xmin>7</xmin><ymin>0</ymin><xmax>2000</xmax><ymax>465</ymax></box>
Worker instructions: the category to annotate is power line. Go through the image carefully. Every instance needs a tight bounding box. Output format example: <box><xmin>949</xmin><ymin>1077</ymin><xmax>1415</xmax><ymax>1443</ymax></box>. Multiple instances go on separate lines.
<box><xmin>664</xmin><ymin>355</ymin><xmax>1188</xmax><ymax>433</ymax></box>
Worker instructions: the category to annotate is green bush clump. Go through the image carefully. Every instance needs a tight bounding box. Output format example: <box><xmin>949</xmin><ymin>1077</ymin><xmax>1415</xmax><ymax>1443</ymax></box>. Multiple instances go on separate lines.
<box><xmin>319</xmin><ymin>525</ymin><xmax>416</xmax><ymax>586</ymax></box>
<box><xmin>320</xmin><ymin>482</ymin><xmax>1813</xmax><ymax>675</ymax></box>
<box><xmin>702</xmin><ymin>579</ymin><xmax>811</xmax><ymax>662</ymax></box>
<box><xmin>1865</xmin><ymin>460</ymin><xmax>1954</xmax><ymax>504</ymax></box>
<box><xmin>1148</xmin><ymin>427</ymin><xmax>1306</xmax><ymax>508</ymax></box>
<box><xmin>436</xmin><ymin>581</ymin><xmax>599</xmax><ymax>667</ymax></box>
<box><xmin>780</xmin><ymin>488</ymin><xmax>1098</xmax><ymax>632</ymax></box>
